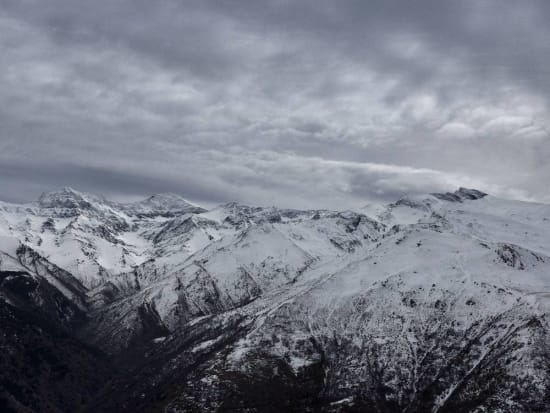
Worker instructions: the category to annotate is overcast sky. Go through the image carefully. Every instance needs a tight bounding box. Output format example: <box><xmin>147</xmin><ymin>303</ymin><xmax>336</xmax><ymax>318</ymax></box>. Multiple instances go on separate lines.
<box><xmin>1</xmin><ymin>0</ymin><xmax>549</xmax><ymax>208</ymax></box>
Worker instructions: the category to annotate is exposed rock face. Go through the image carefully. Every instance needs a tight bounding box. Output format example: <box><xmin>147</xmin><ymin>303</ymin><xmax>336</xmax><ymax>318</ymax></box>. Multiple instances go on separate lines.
<box><xmin>0</xmin><ymin>270</ymin><xmax>112</xmax><ymax>413</ymax></box>
<box><xmin>0</xmin><ymin>188</ymin><xmax>549</xmax><ymax>412</ymax></box>
<box><xmin>117</xmin><ymin>193</ymin><xmax>207</xmax><ymax>217</ymax></box>
<box><xmin>432</xmin><ymin>187</ymin><xmax>488</xmax><ymax>202</ymax></box>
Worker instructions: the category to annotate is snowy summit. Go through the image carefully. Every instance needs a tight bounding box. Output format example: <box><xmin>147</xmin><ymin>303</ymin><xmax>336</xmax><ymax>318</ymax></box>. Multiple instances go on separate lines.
<box><xmin>1</xmin><ymin>187</ymin><xmax>550</xmax><ymax>411</ymax></box>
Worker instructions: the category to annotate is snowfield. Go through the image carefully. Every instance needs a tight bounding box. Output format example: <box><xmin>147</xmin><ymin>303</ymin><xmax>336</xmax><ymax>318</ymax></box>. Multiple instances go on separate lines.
<box><xmin>1</xmin><ymin>186</ymin><xmax>549</xmax><ymax>412</ymax></box>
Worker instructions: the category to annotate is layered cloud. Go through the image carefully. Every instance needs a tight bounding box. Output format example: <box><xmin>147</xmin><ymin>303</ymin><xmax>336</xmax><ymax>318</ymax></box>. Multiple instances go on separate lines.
<box><xmin>0</xmin><ymin>0</ymin><xmax>549</xmax><ymax>207</ymax></box>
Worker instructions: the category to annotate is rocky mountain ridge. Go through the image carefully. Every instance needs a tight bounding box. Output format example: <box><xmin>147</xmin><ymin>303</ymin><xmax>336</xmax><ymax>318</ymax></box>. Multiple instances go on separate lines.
<box><xmin>1</xmin><ymin>187</ymin><xmax>549</xmax><ymax>412</ymax></box>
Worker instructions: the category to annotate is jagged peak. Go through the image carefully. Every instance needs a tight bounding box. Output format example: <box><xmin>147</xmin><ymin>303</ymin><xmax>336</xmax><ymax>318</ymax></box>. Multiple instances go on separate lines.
<box><xmin>38</xmin><ymin>187</ymin><xmax>103</xmax><ymax>209</ymax></box>
<box><xmin>456</xmin><ymin>187</ymin><xmax>488</xmax><ymax>199</ymax></box>
<box><xmin>119</xmin><ymin>192</ymin><xmax>206</xmax><ymax>216</ymax></box>
<box><xmin>432</xmin><ymin>187</ymin><xmax>488</xmax><ymax>202</ymax></box>
<box><xmin>135</xmin><ymin>193</ymin><xmax>201</xmax><ymax>209</ymax></box>
<box><xmin>145</xmin><ymin>192</ymin><xmax>191</xmax><ymax>203</ymax></box>
<box><xmin>39</xmin><ymin>186</ymin><xmax>83</xmax><ymax>199</ymax></box>
<box><xmin>220</xmin><ymin>201</ymin><xmax>262</xmax><ymax>212</ymax></box>
<box><xmin>33</xmin><ymin>187</ymin><xmax>206</xmax><ymax>216</ymax></box>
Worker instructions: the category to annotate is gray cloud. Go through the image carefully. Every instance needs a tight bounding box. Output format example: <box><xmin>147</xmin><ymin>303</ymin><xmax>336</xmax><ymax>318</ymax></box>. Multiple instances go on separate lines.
<box><xmin>0</xmin><ymin>0</ymin><xmax>549</xmax><ymax>207</ymax></box>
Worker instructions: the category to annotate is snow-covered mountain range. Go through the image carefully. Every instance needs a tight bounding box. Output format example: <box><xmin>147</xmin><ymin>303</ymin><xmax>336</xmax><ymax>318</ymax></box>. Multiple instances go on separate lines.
<box><xmin>1</xmin><ymin>187</ymin><xmax>549</xmax><ymax>412</ymax></box>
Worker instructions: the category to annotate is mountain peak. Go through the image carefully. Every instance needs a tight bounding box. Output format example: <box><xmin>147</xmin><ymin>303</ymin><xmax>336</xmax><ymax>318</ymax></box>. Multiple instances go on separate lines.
<box><xmin>146</xmin><ymin>192</ymin><xmax>192</xmax><ymax>204</ymax></box>
<box><xmin>139</xmin><ymin>193</ymin><xmax>198</xmax><ymax>209</ymax></box>
<box><xmin>456</xmin><ymin>187</ymin><xmax>488</xmax><ymax>199</ymax></box>
<box><xmin>120</xmin><ymin>192</ymin><xmax>206</xmax><ymax>216</ymax></box>
<box><xmin>38</xmin><ymin>187</ymin><xmax>97</xmax><ymax>209</ymax></box>
<box><xmin>1</xmin><ymin>184</ymin><xmax>550</xmax><ymax>412</ymax></box>
<box><xmin>432</xmin><ymin>187</ymin><xmax>488</xmax><ymax>202</ymax></box>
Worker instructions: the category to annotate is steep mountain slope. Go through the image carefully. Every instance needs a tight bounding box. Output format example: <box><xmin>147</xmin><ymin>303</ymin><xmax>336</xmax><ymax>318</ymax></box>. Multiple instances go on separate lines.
<box><xmin>0</xmin><ymin>238</ymin><xmax>112</xmax><ymax>413</ymax></box>
<box><xmin>0</xmin><ymin>187</ymin><xmax>549</xmax><ymax>412</ymax></box>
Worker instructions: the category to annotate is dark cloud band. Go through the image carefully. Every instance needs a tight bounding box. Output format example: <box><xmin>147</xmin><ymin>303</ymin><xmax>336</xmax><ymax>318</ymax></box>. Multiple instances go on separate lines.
<box><xmin>0</xmin><ymin>0</ymin><xmax>549</xmax><ymax>206</ymax></box>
